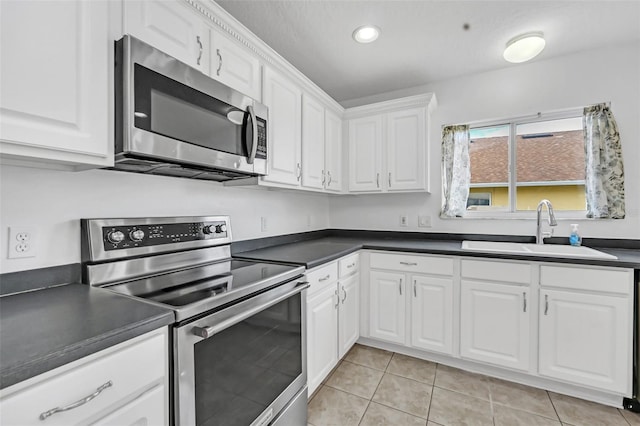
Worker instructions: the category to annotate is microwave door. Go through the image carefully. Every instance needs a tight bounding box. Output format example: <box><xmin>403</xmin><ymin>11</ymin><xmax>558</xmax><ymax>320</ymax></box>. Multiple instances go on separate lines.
<box><xmin>244</xmin><ymin>106</ymin><xmax>257</xmax><ymax>165</ymax></box>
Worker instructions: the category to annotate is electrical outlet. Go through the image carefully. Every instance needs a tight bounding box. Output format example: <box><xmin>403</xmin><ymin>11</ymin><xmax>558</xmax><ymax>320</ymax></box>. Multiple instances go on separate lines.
<box><xmin>418</xmin><ymin>215</ymin><xmax>432</xmax><ymax>228</ymax></box>
<box><xmin>399</xmin><ymin>215</ymin><xmax>408</xmax><ymax>227</ymax></box>
<box><xmin>261</xmin><ymin>217</ymin><xmax>268</xmax><ymax>232</ymax></box>
<box><xmin>8</xmin><ymin>227</ymin><xmax>37</xmax><ymax>258</ymax></box>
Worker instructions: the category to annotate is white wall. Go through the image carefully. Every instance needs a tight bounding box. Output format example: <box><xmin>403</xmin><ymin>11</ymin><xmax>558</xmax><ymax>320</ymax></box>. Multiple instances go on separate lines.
<box><xmin>332</xmin><ymin>42</ymin><xmax>640</xmax><ymax>240</ymax></box>
<box><xmin>0</xmin><ymin>166</ymin><xmax>329</xmax><ymax>273</ymax></box>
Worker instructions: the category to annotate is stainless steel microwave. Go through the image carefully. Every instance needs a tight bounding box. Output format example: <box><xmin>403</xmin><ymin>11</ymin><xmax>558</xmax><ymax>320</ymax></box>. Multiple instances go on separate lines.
<box><xmin>113</xmin><ymin>35</ymin><xmax>268</xmax><ymax>181</ymax></box>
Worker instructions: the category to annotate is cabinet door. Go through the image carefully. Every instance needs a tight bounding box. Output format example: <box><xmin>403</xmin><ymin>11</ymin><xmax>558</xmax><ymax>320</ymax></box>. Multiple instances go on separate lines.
<box><xmin>348</xmin><ymin>115</ymin><xmax>383</xmax><ymax>192</ymax></box>
<box><xmin>386</xmin><ymin>107</ymin><xmax>426</xmax><ymax>191</ymax></box>
<box><xmin>369</xmin><ymin>271</ymin><xmax>405</xmax><ymax>345</ymax></box>
<box><xmin>124</xmin><ymin>0</ymin><xmax>207</xmax><ymax>72</ymax></box>
<box><xmin>338</xmin><ymin>274</ymin><xmax>360</xmax><ymax>358</ymax></box>
<box><xmin>0</xmin><ymin>0</ymin><xmax>111</xmax><ymax>168</ymax></box>
<box><xmin>262</xmin><ymin>66</ymin><xmax>302</xmax><ymax>186</ymax></box>
<box><xmin>460</xmin><ymin>280</ymin><xmax>530</xmax><ymax>371</ymax></box>
<box><xmin>307</xmin><ymin>284</ymin><xmax>339</xmax><ymax>396</ymax></box>
<box><xmin>90</xmin><ymin>385</ymin><xmax>166</xmax><ymax>426</ymax></box>
<box><xmin>539</xmin><ymin>289</ymin><xmax>630</xmax><ymax>394</ymax></box>
<box><xmin>210</xmin><ymin>28</ymin><xmax>261</xmax><ymax>100</ymax></box>
<box><xmin>324</xmin><ymin>110</ymin><xmax>343</xmax><ymax>192</ymax></box>
<box><xmin>411</xmin><ymin>275</ymin><xmax>453</xmax><ymax>355</ymax></box>
<box><xmin>301</xmin><ymin>95</ymin><xmax>326</xmax><ymax>190</ymax></box>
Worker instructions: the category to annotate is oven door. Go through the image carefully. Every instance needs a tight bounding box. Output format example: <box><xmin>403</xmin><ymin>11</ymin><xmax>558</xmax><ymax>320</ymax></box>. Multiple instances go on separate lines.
<box><xmin>117</xmin><ymin>35</ymin><xmax>267</xmax><ymax>175</ymax></box>
<box><xmin>174</xmin><ymin>279</ymin><xmax>308</xmax><ymax>426</ymax></box>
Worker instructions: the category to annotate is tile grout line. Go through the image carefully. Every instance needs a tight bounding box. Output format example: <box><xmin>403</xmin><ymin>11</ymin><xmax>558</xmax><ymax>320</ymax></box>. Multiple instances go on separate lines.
<box><xmin>425</xmin><ymin>363</ymin><xmax>438</xmax><ymax>424</ymax></box>
<box><xmin>546</xmin><ymin>390</ymin><xmax>564</xmax><ymax>424</ymax></box>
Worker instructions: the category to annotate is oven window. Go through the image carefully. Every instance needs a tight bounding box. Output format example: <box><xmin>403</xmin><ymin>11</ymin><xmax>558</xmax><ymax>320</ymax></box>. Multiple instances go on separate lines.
<box><xmin>133</xmin><ymin>64</ymin><xmax>248</xmax><ymax>156</ymax></box>
<box><xmin>194</xmin><ymin>292</ymin><xmax>302</xmax><ymax>426</ymax></box>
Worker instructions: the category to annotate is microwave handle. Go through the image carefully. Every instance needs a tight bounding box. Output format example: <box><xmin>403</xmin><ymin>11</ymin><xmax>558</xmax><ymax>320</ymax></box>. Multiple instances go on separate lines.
<box><xmin>246</xmin><ymin>105</ymin><xmax>258</xmax><ymax>165</ymax></box>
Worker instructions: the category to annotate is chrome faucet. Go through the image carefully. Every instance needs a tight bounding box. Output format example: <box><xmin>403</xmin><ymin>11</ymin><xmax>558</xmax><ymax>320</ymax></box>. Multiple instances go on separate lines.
<box><xmin>536</xmin><ymin>199</ymin><xmax>557</xmax><ymax>244</ymax></box>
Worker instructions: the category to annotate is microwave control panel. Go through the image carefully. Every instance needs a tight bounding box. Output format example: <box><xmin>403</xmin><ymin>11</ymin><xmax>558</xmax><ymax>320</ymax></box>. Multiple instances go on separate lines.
<box><xmin>256</xmin><ymin>119</ymin><xmax>267</xmax><ymax>159</ymax></box>
<box><xmin>102</xmin><ymin>220</ymin><xmax>228</xmax><ymax>251</ymax></box>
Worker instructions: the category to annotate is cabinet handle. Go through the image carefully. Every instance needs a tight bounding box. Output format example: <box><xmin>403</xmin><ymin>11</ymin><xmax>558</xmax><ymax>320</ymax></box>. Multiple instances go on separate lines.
<box><xmin>388</xmin><ymin>172</ymin><xmax>392</xmax><ymax>187</ymax></box>
<box><xmin>322</xmin><ymin>170</ymin><xmax>326</xmax><ymax>185</ymax></box>
<box><xmin>413</xmin><ymin>279</ymin><xmax>417</xmax><ymax>297</ymax></box>
<box><xmin>399</xmin><ymin>278</ymin><xmax>403</xmax><ymax>295</ymax></box>
<box><xmin>196</xmin><ymin>36</ymin><xmax>203</xmax><ymax>66</ymax></box>
<box><xmin>376</xmin><ymin>173</ymin><xmax>380</xmax><ymax>188</ymax></box>
<box><xmin>334</xmin><ymin>289</ymin><xmax>339</xmax><ymax>308</ymax></box>
<box><xmin>318</xmin><ymin>274</ymin><xmax>331</xmax><ymax>282</ymax></box>
<box><xmin>346</xmin><ymin>262</ymin><xmax>356</xmax><ymax>269</ymax></box>
<box><xmin>327</xmin><ymin>171</ymin><xmax>332</xmax><ymax>186</ymax></box>
<box><xmin>341</xmin><ymin>285</ymin><xmax>347</xmax><ymax>303</ymax></box>
<box><xmin>523</xmin><ymin>292</ymin><xmax>527</xmax><ymax>312</ymax></box>
<box><xmin>216</xmin><ymin>48</ymin><xmax>223</xmax><ymax>76</ymax></box>
<box><xmin>296</xmin><ymin>163</ymin><xmax>301</xmax><ymax>181</ymax></box>
<box><xmin>39</xmin><ymin>381</ymin><xmax>113</xmax><ymax>420</ymax></box>
<box><xmin>544</xmin><ymin>294</ymin><xmax>549</xmax><ymax>315</ymax></box>
<box><xmin>399</xmin><ymin>261</ymin><xmax>418</xmax><ymax>266</ymax></box>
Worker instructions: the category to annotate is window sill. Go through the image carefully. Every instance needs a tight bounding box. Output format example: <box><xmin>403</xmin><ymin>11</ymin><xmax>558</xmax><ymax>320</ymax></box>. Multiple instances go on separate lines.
<box><xmin>443</xmin><ymin>210</ymin><xmax>601</xmax><ymax>220</ymax></box>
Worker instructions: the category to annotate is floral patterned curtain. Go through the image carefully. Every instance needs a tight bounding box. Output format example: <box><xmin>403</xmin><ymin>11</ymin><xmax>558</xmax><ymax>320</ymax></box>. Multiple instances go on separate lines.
<box><xmin>441</xmin><ymin>125</ymin><xmax>471</xmax><ymax>217</ymax></box>
<box><xmin>583</xmin><ymin>104</ymin><xmax>625</xmax><ymax>218</ymax></box>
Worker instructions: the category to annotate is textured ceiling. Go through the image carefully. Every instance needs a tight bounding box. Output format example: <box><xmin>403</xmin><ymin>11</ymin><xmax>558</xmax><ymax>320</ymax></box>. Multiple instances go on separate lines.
<box><xmin>215</xmin><ymin>0</ymin><xmax>640</xmax><ymax>104</ymax></box>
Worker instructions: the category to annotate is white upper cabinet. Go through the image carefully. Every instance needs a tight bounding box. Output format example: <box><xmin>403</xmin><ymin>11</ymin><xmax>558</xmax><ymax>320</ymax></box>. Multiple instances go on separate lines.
<box><xmin>0</xmin><ymin>0</ymin><xmax>112</xmax><ymax>169</ymax></box>
<box><xmin>262</xmin><ymin>66</ymin><xmax>302</xmax><ymax>186</ymax></box>
<box><xmin>209</xmin><ymin>27</ymin><xmax>261</xmax><ymax>100</ymax></box>
<box><xmin>324</xmin><ymin>109</ymin><xmax>343</xmax><ymax>192</ymax></box>
<box><xmin>348</xmin><ymin>115</ymin><xmax>383</xmax><ymax>192</ymax></box>
<box><xmin>346</xmin><ymin>94</ymin><xmax>436</xmax><ymax>194</ymax></box>
<box><xmin>301</xmin><ymin>95</ymin><xmax>326</xmax><ymax>190</ymax></box>
<box><xmin>124</xmin><ymin>0</ymin><xmax>208</xmax><ymax>72</ymax></box>
<box><xmin>386</xmin><ymin>107</ymin><xmax>426</xmax><ymax>191</ymax></box>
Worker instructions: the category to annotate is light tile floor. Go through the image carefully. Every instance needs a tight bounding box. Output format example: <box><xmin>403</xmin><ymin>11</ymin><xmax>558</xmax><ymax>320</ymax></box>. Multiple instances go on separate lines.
<box><xmin>308</xmin><ymin>344</ymin><xmax>640</xmax><ymax>426</ymax></box>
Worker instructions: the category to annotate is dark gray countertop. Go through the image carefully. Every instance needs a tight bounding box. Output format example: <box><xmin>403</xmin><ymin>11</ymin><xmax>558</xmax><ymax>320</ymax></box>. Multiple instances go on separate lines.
<box><xmin>235</xmin><ymin>236</ymin><xmax>640</xmax><ymax>270</ymax></box>
<box><xmin>0</xmin><ymin>283</ymin><xmax>174</xmax><ymax>389</ymax></box>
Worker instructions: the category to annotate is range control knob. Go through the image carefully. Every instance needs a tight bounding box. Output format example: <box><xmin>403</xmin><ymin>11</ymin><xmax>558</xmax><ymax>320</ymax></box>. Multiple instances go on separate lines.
<box><xmin>107</xmin><ymin>230</ymin><xmax>125</xmax><ymax>244</ymax></box>
<box><xmin>130</xmin><ymin>229</ymin><xmax>145</xmax><ymax>241</ymax></box>
<box><xmin>202</xmin><ymin>225</ymin><xmax>215</xmax><ymax>235</ymax></box>
<box><xmin>215</xmin><ymin>224</ymin><xmax>227</xmax><ymax>234</ymax></box>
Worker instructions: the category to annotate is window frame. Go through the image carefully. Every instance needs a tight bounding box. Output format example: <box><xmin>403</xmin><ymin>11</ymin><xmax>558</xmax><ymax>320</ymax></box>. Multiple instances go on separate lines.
<box><xmin>462</xmin><ymin>107</ymin><xmax>587</xmax><ymax>219</ymax></box>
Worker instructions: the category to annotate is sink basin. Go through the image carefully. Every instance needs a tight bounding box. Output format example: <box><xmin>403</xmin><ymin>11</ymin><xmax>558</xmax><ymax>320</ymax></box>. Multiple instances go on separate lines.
<box><xmin>461</xmin><ymin>240</ymin><xmax>617</xmax><ymax>260</ymax></box>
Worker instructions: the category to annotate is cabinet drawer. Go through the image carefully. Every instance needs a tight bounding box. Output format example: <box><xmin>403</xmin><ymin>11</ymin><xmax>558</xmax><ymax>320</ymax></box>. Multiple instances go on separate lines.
<box><xmin>461</xmin><ymin>259</ymin><xmax>531</xmax><ymax>285</ymax></box>
<box><xmin>306</xmin><ymin>262</ymin><xmax>339</xmax><ymax>295</ymax></box>
<box><xmin>540</xmin><ymin>265</ymin><xmax>632</xmax><ymax>295</ymax></box>
<box><xmin>370</xmin><ymin>252</ymin><xmax>453</xmax><ymax>276</ymax></box>
<box><xmin>339</xmin><ymin>253</ymin><xmax>360</xmax><ymax>278</ymax></box>
<box><xmin>0</xmin><ymin>331</ymin><xmax>166</xmax><ymax>426</ymax></box>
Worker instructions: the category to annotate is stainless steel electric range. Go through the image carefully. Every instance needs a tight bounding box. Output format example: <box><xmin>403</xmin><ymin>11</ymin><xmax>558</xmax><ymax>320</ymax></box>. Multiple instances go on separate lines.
<box><xmin>81</xmin><ymin>216</ymin><xmax>308</xmax><ymax>426</ymax></box>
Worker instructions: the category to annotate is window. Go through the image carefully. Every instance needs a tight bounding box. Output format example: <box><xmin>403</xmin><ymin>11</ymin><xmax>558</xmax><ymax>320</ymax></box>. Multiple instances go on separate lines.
<box><xmin>468</xmin><ymin>112</ymin><xmax>586</xmax><ymax>213</ymax></box>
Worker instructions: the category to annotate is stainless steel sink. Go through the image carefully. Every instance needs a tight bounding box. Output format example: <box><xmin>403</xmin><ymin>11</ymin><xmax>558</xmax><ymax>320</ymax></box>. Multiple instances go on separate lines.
<box><xmin>461</xmin><ymin>240</ymin><xmax>617</xmax><ymax>260</ymax></box>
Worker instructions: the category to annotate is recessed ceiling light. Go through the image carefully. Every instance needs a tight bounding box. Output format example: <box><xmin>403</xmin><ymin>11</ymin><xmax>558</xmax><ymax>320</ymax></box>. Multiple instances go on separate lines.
<box><xmin>503</xmin><ymin>32</ymin><xmax>545</xmax><ymax>63</ymax></box>
<box><xmin>353</xmin><ymin>25</ymin><xmax>380</xmax><ymax>44</ymax></box>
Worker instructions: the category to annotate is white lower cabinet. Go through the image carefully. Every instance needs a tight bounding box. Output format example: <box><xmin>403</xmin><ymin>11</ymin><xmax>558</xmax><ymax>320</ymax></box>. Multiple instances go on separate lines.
<box><xmin>369</xmin><ymin>270</ymin><xmax>406</xmax><ymax>345</ymax></box>
<box><xmin>306</xmin><ymin>253</ymin><xmax>360</xmax><ymax>396</ymax></box>
<box><xmin>0</xmin><ymin>328</ymin><xmax>168</xmax><ymax>426</ymax></box>
<box><xmin>538</xmin><ymin>265</ymin><xmax>633</xmax><ymax>394</ymax></box>
<box><xmin>307</xmin><ymin>283</ymin><xmax>339</xmax><ymax>395</ymax></box>
<box><xmin>460</xmin><ymin>280</ymin><xmax>530</xmax><ymax>371</ymax></box>
<box><xmin>411</xmin><ymin>275</ymin><xmax>454</xmax><ymax>354</ymax></box>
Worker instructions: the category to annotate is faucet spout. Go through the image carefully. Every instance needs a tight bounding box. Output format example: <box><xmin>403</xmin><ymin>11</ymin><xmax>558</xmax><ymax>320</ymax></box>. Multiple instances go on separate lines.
<box><xmin>536</xmin><ymin>199</ymin><xmax>557</xmax><ymax>244</ymax></box>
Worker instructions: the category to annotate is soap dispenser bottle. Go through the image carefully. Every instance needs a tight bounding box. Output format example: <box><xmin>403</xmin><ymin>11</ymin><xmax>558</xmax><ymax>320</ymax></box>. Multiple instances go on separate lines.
<box><xmin>569</xmin><ymin>224</ymin><xmax>582</xmax><ymax>246</ymax></box>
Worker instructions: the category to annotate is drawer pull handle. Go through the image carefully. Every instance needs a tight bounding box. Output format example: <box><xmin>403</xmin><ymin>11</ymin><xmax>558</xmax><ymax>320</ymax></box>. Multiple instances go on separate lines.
<box><xmin>544</xmin><ymin>294</ymin><xmax>549</xmax><ymax>315</ymax></box>
<box><xmin>319</xmin><ymin>274</ymin><xmax>331</xmax><ymax>282</ymax></box>
<box><xmin>39</xmin><ymin>380</ymin><xmax>113</xmax><ymax>420</ymax></box>
<box><xmin>399</xmin><ymin>261</ymin><xmax>418</xmax><ymax>266</ymax></box>
<box><xmin>523</xmin><ymin>292</ymin><xmax>527</xmax><ymax>312</ymax></box>
<box><xmin>346</xmin><ymin>262</ymin><xmax>356</xmax><ymax>269</ymax></box>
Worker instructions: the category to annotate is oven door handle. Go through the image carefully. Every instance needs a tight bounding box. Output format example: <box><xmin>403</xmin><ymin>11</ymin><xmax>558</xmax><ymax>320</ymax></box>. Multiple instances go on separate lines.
<box><xmin>192</xmin><ymin>281</ymin><xmax>309</xmax><ymax>340</ymax></box>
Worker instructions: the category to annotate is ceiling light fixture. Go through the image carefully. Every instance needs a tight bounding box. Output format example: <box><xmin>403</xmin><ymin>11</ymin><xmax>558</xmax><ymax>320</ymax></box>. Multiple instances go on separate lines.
<box><xmin>352</xmin><ymin>25</ymin><xmax>380</xmax><ymax>44</ymax></box>
<box><xmin>503</xmin><ymin>32</ymin><xmax>545</xmax><ymax>63</ymax></box>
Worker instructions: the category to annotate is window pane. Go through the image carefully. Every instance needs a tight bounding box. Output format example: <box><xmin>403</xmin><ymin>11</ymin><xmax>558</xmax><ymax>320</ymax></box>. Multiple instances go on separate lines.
<box><xmin>468</xmin><ymin>125</ymin><xmax>509</xmax><ymax>211</ymax></box>
<box><xmin>515</xmin><ymin>117</ymin><xmax>586</xmax><ymax>211</ymax></box>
